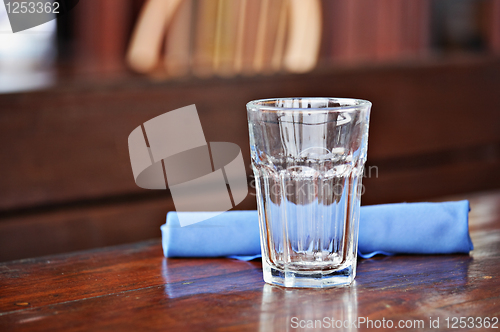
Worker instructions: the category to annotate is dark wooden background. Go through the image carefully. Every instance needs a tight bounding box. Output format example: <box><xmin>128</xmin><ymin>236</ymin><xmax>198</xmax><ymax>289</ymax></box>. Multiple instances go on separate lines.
<box><xmin>1</xmin><ymin>57</ymin><xmax>500</xmax><ymax>262</ymax></box>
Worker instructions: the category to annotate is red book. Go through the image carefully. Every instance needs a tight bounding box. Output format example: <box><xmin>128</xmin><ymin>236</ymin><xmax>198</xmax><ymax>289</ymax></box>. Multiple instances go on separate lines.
<box><xmin>327</xmin><ymin>0</ymin><xmax>355</xmax><ymax>62</ymax></box>
<box><xmin>401</xmin><ymin>0</ymin><xmax>430</xmax><ymax>58</ymax></box>
<box><xmin>490</xmin><ymin>0</ymin><xmax>500</xmax><ymax>54</ymax></box>
<box><xmin>375</xmin><ymin>0</ymin><xmax>404</xmax><ymax>61</ymax></box>
<box><xmin>352</xmin><ymin>0</ymin><xmax>378</xmax><ymax>62</ymax></box>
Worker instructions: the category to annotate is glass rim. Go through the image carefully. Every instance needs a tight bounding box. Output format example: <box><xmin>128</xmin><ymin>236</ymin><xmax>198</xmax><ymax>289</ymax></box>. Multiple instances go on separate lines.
<box><xmin>246</xmin><ymin>97</ymin><xmax>372</xmax><ymax>113</ymax></box>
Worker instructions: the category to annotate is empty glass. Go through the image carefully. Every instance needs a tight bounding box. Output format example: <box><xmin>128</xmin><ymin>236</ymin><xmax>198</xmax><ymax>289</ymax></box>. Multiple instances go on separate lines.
<box><xmin>247</xmin><ymin>97</ymin><xmax>371</xmax><ymax>288</ymax></box>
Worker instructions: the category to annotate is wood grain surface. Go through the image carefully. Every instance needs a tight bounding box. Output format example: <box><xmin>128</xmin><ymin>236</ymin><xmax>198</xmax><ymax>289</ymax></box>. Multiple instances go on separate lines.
<box><xmin>0</xmin><ymin>190</ymin><xmax>499</xmax><ymax>331</ymax></box>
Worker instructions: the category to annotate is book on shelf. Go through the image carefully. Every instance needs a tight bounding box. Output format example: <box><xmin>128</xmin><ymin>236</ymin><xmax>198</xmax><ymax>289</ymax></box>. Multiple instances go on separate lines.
<box><xmin>192</xmin><ymin>0</ymin><xmax>218</xmax><ymax>77</ymax></box>
<box><xmin>164</xmin><ymin>0</ymin><xmax>193</xmax><ymax>78</ymax></box>
<box><xmin>489</xmin><ymin>0</ymin><xmax>500</xmax><ymax>53</ymax></box>
<box><xmin>237</xmin><ymin>0</ymin><xmax>262</xmax><ymax>75</ymax></box>
<box><xmin>213</xmin><ymin>0</ymin><xmax>241</xmax><ymax>77</ymax></box>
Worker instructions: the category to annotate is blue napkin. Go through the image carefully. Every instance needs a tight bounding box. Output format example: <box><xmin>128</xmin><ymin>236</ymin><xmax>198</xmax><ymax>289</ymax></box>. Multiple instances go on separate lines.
<box><xmin>161</xmin><ymin>200</ymin><xmax>473</xmax><ymax>260</ymax></box>
<box><xmin>161</xmin><ymin>211</ymin><xmax>261</xmax><ymax>258</ymax></box>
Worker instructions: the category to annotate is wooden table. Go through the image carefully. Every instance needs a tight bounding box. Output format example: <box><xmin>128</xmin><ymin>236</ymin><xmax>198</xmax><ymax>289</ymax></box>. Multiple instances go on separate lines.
<box><xmin>1</xmin><ymin>191</ymin><xmax>499</xmax><ymax>331</ymax></box>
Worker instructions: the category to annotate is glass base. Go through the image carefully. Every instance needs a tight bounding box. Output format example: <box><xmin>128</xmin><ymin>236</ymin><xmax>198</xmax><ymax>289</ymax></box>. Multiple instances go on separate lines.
<box><xmin>262</xmin><ymin>259</ymin><xmax>356</xmax><ymax>288</ymax></box>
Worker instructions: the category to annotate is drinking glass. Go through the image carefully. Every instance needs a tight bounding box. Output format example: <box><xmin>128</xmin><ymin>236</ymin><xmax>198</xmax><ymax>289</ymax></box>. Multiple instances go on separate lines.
<box><xmin>247</xmin><ymin>97</ymin><xmax>371</xmax><ymax>288</ymax></box>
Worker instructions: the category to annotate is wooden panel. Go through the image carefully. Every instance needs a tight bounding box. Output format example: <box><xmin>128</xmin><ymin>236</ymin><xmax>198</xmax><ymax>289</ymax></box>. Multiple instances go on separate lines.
<box><xmin>1</xmin><ymin>59</ymin><xmax>500</xmax><ymax>261</ymax></box>
<box><xmin>0</xmin><ymin>190</ymin><xmax>257</xmax><ymax>262</ymax></box>
<box><xmin>1</xmin><ymin>59</ymin><xmax>500</xmax><ymax>211</ymax></box>
<box><xmin>3</xmin><ymin>144</ymin><xmax>499</xmax><ymax>261</ymax></box>
<box><xmin>0</xmin><ymin>195</ymin><xmax>173</xmax><ymax>262</ymax></box>
<box><xmin>363</xmin><ymin>143</ymin><xmax>500</xmax><ymax>204</ymax></box>
<box><xmin>4</xmin><ymin>145</ymin><xmax>497</xmax><ymax>261</ymax></box>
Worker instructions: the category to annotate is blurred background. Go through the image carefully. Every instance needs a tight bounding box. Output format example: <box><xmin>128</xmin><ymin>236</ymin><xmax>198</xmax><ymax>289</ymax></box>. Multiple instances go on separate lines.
<box><xmin>1</xmin><ymin>0</ymin><xmax>499</xmax><ymax>261</ymax></box>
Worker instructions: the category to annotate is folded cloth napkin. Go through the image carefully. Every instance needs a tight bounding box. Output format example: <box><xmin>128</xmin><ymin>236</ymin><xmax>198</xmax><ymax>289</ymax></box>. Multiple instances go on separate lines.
<box><xmin>161</xmin><ymin>200</ymin><xmax>473</xmax><ymax>260</ymax></box>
